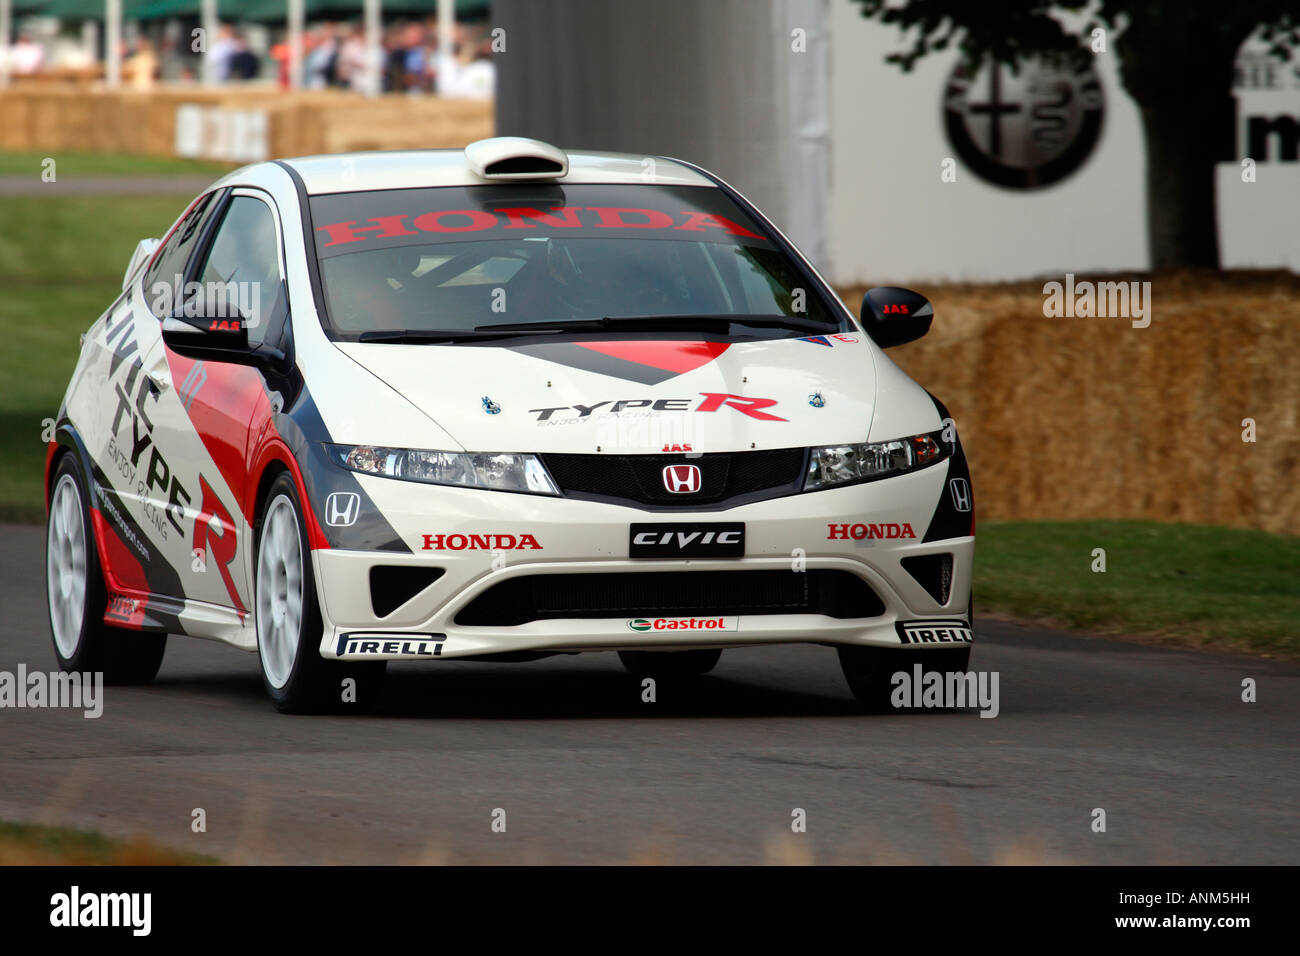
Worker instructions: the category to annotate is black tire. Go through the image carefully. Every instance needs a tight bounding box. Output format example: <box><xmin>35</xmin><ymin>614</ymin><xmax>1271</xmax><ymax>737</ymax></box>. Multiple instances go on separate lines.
<box><xmin>46</xmin><ymin>452</ymin><xmax>167</xmax><ymax>684</ymax></box>
<box><xmin>254</xmin><ymin>472</ymin><xmax>385</xmax><ymax>713</ymax></box>
<box><xmin>837</xmin><ymin>645</ymin><xmax>972</xmax><ymax>712</ymax></box>
<box><xmin>618</xmin><ymin>648</ymin><xmax>722</xmax><ymax>678</ymax></box>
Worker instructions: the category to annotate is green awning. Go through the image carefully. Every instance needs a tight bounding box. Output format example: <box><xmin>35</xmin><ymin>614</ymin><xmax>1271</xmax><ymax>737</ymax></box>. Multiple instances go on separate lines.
<box><xmin>128</xmin><ymin>0</ymin><xmax>201</xmax><ymax>19</ymax></box>
<box><xmin>28</xmin><ymin>0</ymin><xmax>152</xmax><ymax>19</ymax></box>
<box><xmin>235</xmin><ymin>0</ymin><xmax>492</xmax><ymax>23</ymax></box>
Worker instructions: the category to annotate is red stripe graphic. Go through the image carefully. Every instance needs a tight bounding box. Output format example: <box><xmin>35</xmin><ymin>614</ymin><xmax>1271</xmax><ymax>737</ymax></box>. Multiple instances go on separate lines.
<box><xmin>574</xmin><ymin>340</ymin><xmax>730</xmax><ymax>374</ymax></box>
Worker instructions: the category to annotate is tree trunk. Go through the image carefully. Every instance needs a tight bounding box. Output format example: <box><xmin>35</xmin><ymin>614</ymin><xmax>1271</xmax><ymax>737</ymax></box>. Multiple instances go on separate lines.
<box><xmin>1136</xmin><ymin>101</ymin><xmax>1225</xmax><ymax>269</ymax></box>
<box><xmin>1117</xmin><ymin>18</ymin><xmax>1249</xmax><ymax>271</ymax></box>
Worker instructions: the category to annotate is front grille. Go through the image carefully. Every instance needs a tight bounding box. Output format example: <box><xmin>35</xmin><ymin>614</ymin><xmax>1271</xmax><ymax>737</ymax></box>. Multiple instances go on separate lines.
<box><xmin>901</xmin><ymin>553</ymin><xmax>953</xmax><ymax>605</ymax></box>
<box><xmin>541</xmin><ymin>448</ymin><xmax>806</xmax><ymax>506</ymax></box>
<box><xmin>455</xmin><ymin>570</ymin><xmax>885</xmax><ymax>626</ymax></box>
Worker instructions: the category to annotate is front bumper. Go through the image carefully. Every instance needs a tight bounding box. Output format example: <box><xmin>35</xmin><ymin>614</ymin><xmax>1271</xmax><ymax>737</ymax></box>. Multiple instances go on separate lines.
<box><xmin>311</xmin><ymin>462</ymin><xmax>973</xmax><ymax>660</ymax></box>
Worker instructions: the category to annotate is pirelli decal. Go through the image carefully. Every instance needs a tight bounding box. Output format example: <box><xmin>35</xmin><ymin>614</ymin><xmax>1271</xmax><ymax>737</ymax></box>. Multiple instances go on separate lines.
<box><xmin>895</xmin><ymin>620</ymin><xmax>974</xmax><ymax>645</ymax></box>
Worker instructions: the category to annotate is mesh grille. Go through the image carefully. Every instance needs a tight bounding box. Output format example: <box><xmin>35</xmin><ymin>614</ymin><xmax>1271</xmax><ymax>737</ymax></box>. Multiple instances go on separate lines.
<box><xmin>542</xmin><ymin>448</ymin><xmax>805</xmax><ymax>506</ymax></box>
<box><xmin>455</xmin><ymin>569</ymin><xmax>884</xmax><ymax>626</ymax></box>
<box><xmin>901</xmin><ymin>553</ymin><xmax>954</xmax><ymax>605</ymax></box>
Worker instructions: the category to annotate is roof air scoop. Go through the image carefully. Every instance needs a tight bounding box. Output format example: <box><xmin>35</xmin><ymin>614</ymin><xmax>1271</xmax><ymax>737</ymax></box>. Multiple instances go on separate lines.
<box><xmin>464</xmin><ymin>136</ymin><xmax>569</xmax><ymax>180</ymax></box>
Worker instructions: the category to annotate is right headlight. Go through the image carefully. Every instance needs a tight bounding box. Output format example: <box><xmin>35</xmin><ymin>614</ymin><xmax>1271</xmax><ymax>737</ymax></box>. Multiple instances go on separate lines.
<box><xmin>329</xmin><ymin>445</ymin><xmax>559</xmax><ymax>495</ymax></box>
<box><xmin>804</xmin><ymin>430</ymin><xmax>949</xmax><ymax>491</ymax></box>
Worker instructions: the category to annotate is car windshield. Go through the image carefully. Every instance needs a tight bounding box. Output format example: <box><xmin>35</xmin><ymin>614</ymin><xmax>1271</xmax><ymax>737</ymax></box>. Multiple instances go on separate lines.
<box><xmin>309</xmin><ymin>183</ymin><xmax>840</xmax><ymax>340</ymax></box>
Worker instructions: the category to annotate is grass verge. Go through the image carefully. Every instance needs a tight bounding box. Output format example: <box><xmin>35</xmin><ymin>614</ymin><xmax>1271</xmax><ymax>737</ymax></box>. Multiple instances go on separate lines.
<box><xmin>0</xmin><ymin>819</ymin><xmax>218</xmax><ymax>865</ymax></box>
<box><xmin>0</xmin><ymin>150</ymin><xmax>231</xmax><ymax>179</ymax></box>
<box><xmin>0</xmin><ymin>193</ymin><xmax>192</xmax><ymax>521</ymax></box>
<box><xmin>975</xmin><ymin>520</ymin><xmax>1300</xmax><ymax>660</ymax></box>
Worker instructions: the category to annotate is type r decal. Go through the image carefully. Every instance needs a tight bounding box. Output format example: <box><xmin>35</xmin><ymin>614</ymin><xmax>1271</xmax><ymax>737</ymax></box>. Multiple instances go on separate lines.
<box><xmin>528</xmin><ymin>393</ymin><xmax>786</xmax><ymax>423</ymax></box>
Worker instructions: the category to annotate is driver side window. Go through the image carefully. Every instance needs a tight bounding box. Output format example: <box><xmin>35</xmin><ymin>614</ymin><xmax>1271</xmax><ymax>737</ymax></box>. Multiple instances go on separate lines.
<box><xmin>195</xmin><ymin>195</ymin><xmax>286</xmax><ymax>348</ymax></box>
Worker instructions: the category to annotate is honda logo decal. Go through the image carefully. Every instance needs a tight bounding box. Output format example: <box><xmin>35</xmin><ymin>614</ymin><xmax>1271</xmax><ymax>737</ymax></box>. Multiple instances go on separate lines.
<box><xmin>949</xmin><ymin>478</ymin><xmax>972</xmax><ymax>512</ymax></box>
<box><xmin>325</xmin><ymin>491</ymin><xmax>361</xmax><ymax>527</ymax></box>
<box><xmin>662</xmin><ymin>464</ymin><xmax>702</xmax><ymax>494</ymax></box>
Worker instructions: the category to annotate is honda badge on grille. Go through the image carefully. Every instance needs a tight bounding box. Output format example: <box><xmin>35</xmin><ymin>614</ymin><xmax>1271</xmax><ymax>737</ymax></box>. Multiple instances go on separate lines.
<box><xmin>662</xmin><ymin>464</ymin><xmax>702</xmax><ymax>494</ymax></box>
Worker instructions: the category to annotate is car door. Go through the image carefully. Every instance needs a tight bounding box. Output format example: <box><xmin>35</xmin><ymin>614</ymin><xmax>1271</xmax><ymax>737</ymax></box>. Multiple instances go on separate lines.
<box><xmin>74</xmin><ymin>190</ymin><xmax>224</xmax><ymax>609</ymax></box>
<box><xmin>151</xmin><ymin>189</ymin><xmax>291</xmax><ymax>619</ymax></box>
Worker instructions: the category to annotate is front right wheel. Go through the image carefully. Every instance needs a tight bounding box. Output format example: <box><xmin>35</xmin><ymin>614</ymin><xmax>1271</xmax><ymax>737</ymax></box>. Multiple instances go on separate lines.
<box><xmin>255</xmin><ymin>472</ymin><xmax>384</xmax><ymax>713</ymax></box>
<box><xmin>618</xmin><ymin>648</ymin><xmax>722</xmax><ymax>678</ymax></box>
<box><xmin>838</xmin><ymin>645</ymin><xmax>971</xmax><ymax>711</ymax></box>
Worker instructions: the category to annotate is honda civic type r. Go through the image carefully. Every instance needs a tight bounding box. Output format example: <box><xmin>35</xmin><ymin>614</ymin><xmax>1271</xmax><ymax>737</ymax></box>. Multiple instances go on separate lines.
<box><xmin>44</xmin><ymin>136</ymin><xmax>975</xmax><ymax>712</ymax></box>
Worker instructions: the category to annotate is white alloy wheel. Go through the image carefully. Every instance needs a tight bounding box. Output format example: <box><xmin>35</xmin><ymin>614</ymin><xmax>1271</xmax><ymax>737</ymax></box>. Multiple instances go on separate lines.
<box><xmin>257</xmin><ymin>494</ymin><xmax>305</xmax><ymax>689</ymax></box>
<box><xmin>47</xmin><ymin>473</ymin><xmax>88</xmax><ymax>657</ymax></box>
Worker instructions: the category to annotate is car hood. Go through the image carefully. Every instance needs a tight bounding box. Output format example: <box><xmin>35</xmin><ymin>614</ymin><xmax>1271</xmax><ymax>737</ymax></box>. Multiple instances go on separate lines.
<box><xmin>334</xmin><ymin>334</ymin><xmax>879</xmax><ymax>454</ymax></box>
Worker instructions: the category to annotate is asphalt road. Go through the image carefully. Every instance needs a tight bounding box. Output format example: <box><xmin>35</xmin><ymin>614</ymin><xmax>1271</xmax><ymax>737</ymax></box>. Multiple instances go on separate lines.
<box><xmin>1</xmin><ymin>522</ymin><xmax>1296</xmax><ymax>864</ymax></box>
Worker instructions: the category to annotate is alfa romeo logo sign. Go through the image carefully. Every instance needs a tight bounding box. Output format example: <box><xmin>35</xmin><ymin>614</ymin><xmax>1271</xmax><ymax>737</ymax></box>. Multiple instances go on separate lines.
<box><xmin>943</xmin><ymin>56</ymin><xmax>1104</xmax><ymax>189</ymax></box>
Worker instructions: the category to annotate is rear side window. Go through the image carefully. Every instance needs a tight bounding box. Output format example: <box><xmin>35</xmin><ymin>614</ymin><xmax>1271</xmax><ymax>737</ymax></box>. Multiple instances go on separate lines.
<box><xmin>143</xmin><ymin>190</ymin><xmax>222</xmax><ymax>315</ymax></box>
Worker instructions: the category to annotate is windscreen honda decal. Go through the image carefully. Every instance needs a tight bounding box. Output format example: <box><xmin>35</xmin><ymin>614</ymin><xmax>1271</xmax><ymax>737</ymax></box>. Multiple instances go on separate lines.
<box><xmin>509</xmin><ymin>339</ymin><xmax>730</xmax><ymax>385</ymax></box>
<box><xmin>309</xmin><ymin>184</ymin><xmax>772</xmax><ymax>258</ymax></box>
<box><xmin>317</xmin><ymin>207</ymin><xmax>765</xmax><ymax>247</ymax></box>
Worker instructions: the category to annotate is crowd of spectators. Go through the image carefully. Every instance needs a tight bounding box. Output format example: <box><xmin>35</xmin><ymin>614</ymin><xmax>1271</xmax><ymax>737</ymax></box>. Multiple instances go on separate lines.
<box><xmin>2</xmin><ymin>17</ymin><xmax>494</xmax><ymax>98</ymax></box>
<box><xmin>277</xmin><ymin>20</ymin><xmax>494</xmax><ymax>96</ymax></box>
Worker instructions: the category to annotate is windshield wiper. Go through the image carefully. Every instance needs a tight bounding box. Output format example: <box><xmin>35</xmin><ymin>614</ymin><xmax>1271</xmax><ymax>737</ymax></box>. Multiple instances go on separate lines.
<box><xmin>477</xmin><ymin>314</ymin><xmax>837</xmax><ymax>335</ymax></box>
<box><xmin>353</xmin><ymin>328</ymin><xmax>563</xmax><ymax>344</ymax></box>
<box><xmin>354</xmin><ymin>313</ymin><xmax>836</xmax><ymax>344</ymax></box>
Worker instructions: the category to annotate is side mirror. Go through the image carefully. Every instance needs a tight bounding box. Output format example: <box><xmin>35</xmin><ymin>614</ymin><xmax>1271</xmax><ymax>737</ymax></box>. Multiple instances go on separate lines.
<box><xmin>162</xmin><ymin>312</ymin><xmax>250</xmax><ymax>359</ymax></box>
<box><xmin>860</xmin><ymin>286</ymin><xmax>934</xmax><ymax>348</ymax></box>
<box><xmin>123</xmin><ymin>238</ymin><xmax>160</xmax><ymax>290</ymax></box>
<box><xmin>161</xmin><ymin>285</ymin><xmax>252</xmax><ymax>358</ymax></box>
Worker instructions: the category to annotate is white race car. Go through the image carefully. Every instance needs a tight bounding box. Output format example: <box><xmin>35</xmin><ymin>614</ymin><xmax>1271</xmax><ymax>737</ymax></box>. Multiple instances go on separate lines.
<box><xmin>45</xmin><ymin>136</ymin><xmax>975</xmax><ymax>712</ymax></box>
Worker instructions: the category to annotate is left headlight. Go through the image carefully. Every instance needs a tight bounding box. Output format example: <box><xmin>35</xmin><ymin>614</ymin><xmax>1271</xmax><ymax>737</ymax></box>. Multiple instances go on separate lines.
<box><xmin>329</xmin><ymin>445</ymin><xmax>559</xmax><ymax>495</ymax></box>
<box><xmin>804</xmin><ymin>430</ymin><xmax>949</xmax><ymax>491</ymax></box>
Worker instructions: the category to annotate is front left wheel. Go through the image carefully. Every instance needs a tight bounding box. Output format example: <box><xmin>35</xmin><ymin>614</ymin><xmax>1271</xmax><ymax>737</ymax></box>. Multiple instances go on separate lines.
<box><xmin>255</xmin><ymin>472</ymin><xmax>385</xmax><ymax>713</ymax></box>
